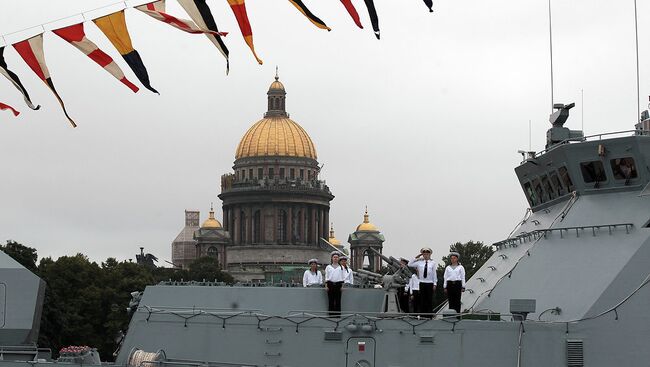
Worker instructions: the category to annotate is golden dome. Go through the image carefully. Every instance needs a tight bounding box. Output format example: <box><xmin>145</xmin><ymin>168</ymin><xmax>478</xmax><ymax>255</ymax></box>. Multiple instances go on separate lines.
<box><xmin>269</xmin><ymin>80</ymin><xmax>285</xmax><ymax>91</ymax></box>
<box><xmin>235</xmin><ymin>117</ymin><xmax>317</xmax><ymax>159</ymax></box>
<box><xmin>356</xmin><ymin>208</ymin><xmax>378</xmax><ymax>231</ymax></box>
<box><xmin>329</xmin><ymin>223</ymin><xmax>342</xmax><ymax>246</ymax></box>
<box><xmin>201</xmin><ymin>206</ymin><xmax>222</xmax><ymax>229</ymax></box>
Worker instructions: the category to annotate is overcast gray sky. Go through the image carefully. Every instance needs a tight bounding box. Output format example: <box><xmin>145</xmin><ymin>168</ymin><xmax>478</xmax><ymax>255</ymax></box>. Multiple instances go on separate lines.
<box><xmin>0</xmin><ymin>0</ymin><xmax>647</xmax><ymax>265</ymax></box>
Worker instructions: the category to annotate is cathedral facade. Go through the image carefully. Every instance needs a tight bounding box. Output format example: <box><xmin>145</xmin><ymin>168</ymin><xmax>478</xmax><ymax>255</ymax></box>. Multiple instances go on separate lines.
<box><xmin>172</xmin><ymin>75</ymin><xmax>336</xmax><ymax>282</ymax></box>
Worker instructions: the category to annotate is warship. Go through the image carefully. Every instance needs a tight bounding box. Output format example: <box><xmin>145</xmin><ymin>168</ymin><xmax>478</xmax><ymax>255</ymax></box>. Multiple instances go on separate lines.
<box><xmin>1</xmin><ymin>103</ymin><xmax>650</xmax><ymax>367</ymax></box>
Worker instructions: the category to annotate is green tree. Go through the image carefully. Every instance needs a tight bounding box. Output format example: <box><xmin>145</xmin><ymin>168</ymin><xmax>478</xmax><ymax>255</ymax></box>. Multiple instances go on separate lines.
<box><xmin>434</xmin><ymin>241</ymin><xmax>494</xmax><ymax>309</ymax></box>
<box><xmin>187</xmin><ymin>257</ymin><xmax>234</xmax><ymax>283</ymax></box>
<box><xmin>1</xmin><ymin>240</ymin><xmax>38</xmax><ymax>272</ymax></box>
<box><xmin>438</xmin><ymin>241</ymin><xmax>494</xmax><ymax>279</ymax></box>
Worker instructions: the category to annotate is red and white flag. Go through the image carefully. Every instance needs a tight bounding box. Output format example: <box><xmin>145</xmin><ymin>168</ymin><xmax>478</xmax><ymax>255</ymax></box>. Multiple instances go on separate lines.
<box><xmin>0</xmin><ymin>102</ymin><xmax>20</xmax><ymax>117</ymax></box>
<box><xmin>13</xmin><ymin>34</ymin><xmax>77</xmax><ymax>127</ymax></box>
<box><xmin>137</xmin><ymin>0</ymin><xmax>228</xmax><ymax>36</ymax></box>
<box><xmin>53</xmin><ymin>23</ymin><xmax>139</xmax><ymax>93</ymax></box>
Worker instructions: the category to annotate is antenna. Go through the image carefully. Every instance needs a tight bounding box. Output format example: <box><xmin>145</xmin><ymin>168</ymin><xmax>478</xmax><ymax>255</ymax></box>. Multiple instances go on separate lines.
<box><xmin>634</xmin><ymin>0</ymin><xmax>641</xmax><ymax>122</ymax></box>
<box><xmin>548</xmin><ymin>0</ymin><xmax>555</xmax><ymax>112</ymax></box>
<box><xmin>581</xmin><ymin>88</ymin><xmax>584</xmax><ymax>131</ymax></box>
<box><xmin>528</xmin><ymin>119</ymin><xmax>532</xmax><ymax>151</ymax></box>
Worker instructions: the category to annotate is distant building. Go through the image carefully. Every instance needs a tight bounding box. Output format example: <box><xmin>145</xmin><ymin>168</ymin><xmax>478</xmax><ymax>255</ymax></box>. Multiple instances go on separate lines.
<box><xmin>348</xmin><ymin>209</ymin><xmax>385</xmax><ymax>273</ymax></box>
<box><xmin>171</xmin><ymin>75</ymin><xmax>338</xmax><ymax>282</ymax></box>
<box><xmin>171</xmin><ymin>210</ymin><xmax>200</xmax><ymax>269</ymax></box>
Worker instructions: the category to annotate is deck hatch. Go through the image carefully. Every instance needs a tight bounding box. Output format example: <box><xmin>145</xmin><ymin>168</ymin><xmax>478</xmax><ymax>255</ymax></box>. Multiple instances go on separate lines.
<box><xmin>566</xmin><ymin>339</ymin><xmax>584</xmax><ymax>367</ymax></box>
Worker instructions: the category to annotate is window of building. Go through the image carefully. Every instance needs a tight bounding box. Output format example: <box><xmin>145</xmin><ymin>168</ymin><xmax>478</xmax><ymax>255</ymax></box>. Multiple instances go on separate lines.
<box><xmin>558</xmin><ymin>166</ymin><xmax>575</xmax><ymax>192</ymax></box>
<box><xmin>300</xmin><ymin>169</ymin><xmax>304</xmax><ymax>179</ymax></box>
<box><xmin>249</xmin><ymin>169</ymin><xmax>253</xmax><ymax>180</ymax></box>
<box><xmin>610</xmin><ymin>157</ymin><xmax>638</xmax><ymax>181</ymax></box>
<box><xmin>541</xmin><ymin>174</ymin><xmax>555</xmax><ymax>201</ymax></box>
<box><xmin>258</xmin><ymin>168</ymin><xmax>263</xmax><ymax>179</ymax></box>
<box><xmin>532</xmin><ymin>178</ymin><xmax>545</xmax><ymax>204</ymax></box>
<box><xmin>207</xmin><ymin>246</ymin><xmax>218</xmax><ymax>258</ymax></box>
<box><xmin>269</xmin><ymin>168</ymin><xmax>275</xmax><ymax>178</ymax></box>
<box><xmin>308</xmin><ymin>170</ymin><xmax>312</xmax><ymax>180</ymax></box>
<box><xmin>580</xmin><ymin>161</ymin><xmax>607</xmax><ymax>184</ymax></box>
<box><xmin>279</xmin><ymin>167</ymin><xmax>285</xmax><ymax>178</ymax></box>
<box><xmin>290</xmin><ymin>168</ymin><xmax>295</xmax><ymax>179</ymax></box>
<box><xmin>549</xmin><ymin>171</ymin><xmax>566</xmax><ymax>197</ymax></box>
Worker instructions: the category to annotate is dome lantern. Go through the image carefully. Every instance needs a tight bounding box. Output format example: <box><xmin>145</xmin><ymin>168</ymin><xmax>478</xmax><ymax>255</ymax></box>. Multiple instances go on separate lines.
<box><xmin>265</xmin><ymin>66</ymin><xmax>287</xmax><ymax>118</ymax></box>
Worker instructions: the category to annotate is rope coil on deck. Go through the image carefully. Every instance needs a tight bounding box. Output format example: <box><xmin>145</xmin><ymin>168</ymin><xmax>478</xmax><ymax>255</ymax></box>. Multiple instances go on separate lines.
<box><xmin>127</xmin><ymin>348</ymin><xmax>166</xmax><ymax>367</ymax></box>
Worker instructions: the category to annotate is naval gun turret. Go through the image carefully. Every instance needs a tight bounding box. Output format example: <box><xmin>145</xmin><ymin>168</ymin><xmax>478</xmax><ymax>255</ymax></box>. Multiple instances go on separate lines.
<box><xmin>353</xmin><ymin>248</ymin><xmax>413</xmax><ymax>313</ymax></box>
<box><xmin>546</xmin><ymin>102</ymin><xmax>584</xmax><ymax>148</ymax></box>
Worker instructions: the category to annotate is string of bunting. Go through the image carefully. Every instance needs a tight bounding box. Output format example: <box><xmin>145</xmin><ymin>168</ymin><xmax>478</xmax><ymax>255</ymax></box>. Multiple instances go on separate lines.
<box><xmin>0</xmin><ymin>0</ymin><xmax>434</xmax><ymax>127</ymax></box>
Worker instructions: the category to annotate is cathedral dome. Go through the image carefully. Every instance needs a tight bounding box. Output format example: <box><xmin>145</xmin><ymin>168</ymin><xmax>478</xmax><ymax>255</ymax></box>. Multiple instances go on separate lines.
<box><xmin>235</xmin><ymin>117</ymin><xmax>317</xmax><ymax>159</ymax></box>
<box><xmin>201</xmin><ymin>207</ymin><xmax>222</xmax><ymax>229</ymax></box>
<box><xmin>356</xmin><ymin>208</ymin><xmax>378</xmax><ymax>232</ymax></box>
<box><xmin>235</xmin><ymin>74</ymin><xmax>317</xmax><ymax>160</ymax></box>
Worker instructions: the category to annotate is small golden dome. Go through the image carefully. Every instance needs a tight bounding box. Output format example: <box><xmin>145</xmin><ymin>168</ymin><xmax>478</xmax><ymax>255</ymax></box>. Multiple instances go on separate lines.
<box><xmin>201</xmin><ymin>206</ymin><xmax>222</xmax><ymax>229</ymax></box>
<box><xmin>235</xmin><ymin>117</ymin><xmax>317</xmax><ymax>159</ymax></box>
<box><xmin>356</xmin><ymin>207</ymin><xmax>378</xmax><ymax>231</ymax></box>
<box><xmin>269</xmin><ymin>80</ymin><xmax>285</xmax><ymax>91</ymax></box>
<box><xmin>329</xmin><ymin>223</ymin><xmax>342</xmax><ymax>246</ymax></box>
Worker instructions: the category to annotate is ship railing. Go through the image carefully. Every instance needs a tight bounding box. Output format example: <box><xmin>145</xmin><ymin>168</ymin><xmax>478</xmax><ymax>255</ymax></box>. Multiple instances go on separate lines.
<box><xmin>493</xmin><ymin>223</ymin><xmax>634</xmax><ymax>249</ymax></box>
<box><xmin>533</xmin><ymin>129</ymin><xmax>648</xmax><ymax>159</ymax></box>
<box><xmin>140</xmin><ymin>358</ymin><xmax>258</xmax><ymax>367</ymax></box>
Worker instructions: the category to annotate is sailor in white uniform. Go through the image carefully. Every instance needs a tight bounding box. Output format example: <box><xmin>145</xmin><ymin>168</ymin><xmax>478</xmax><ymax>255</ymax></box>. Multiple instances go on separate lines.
<box><xmin>408</xmin><ymin>247</ymin><xmax>438</xmax><ymax>317</ymax></box>
<box><xmin>443</xmin><ymin>251</ymin><xmax>466</xmax><ymax>313</ymax></box>
<box><xmin>325</xmin><ymin>251</ymin><xmax>344</xmax><ymax>317</ymax></box>
<box><xmin>303</xmin><ymin>258</ymin><xmax>323</xmax><ymax>287</ymax></box>
<box><xmin>339</xmin><ymin>256</ymin><xmax>354</xmax><ymax>285</ymax></box>
<box><xmin>408</xmin><ymin>273</ymin><xmax>420</xmax><ymax>314</ymax></box>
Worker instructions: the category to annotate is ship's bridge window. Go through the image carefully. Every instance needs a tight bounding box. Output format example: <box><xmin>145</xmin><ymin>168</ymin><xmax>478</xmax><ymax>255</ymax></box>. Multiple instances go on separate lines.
<box><xmin>580</xmin><ymin>161</ymin><xmax>607</xmax><ymax>184</ymax></box>
<box><xmin>532</xmin><ymin>178</ymin><xmax>546</xmax><ymax>204</ymax></box>
<box><xmin>558</xmin><ymin>166</ymin><xmax>575</xmax><ymax>192</ymax></box>
<box><xmin>610</xmin><ymin>157</ymin><xmax>638</xmax><ymax>181</ymax></box>
<box><xmin>549</xmin><ymin>171</ymin><xmax>566</xmax><ymax>196</ymax></box>
<box><xmin>523</xmin><ymin>181</ymin><xmax>538</xmax><ymax>207</ymax></box>
<box><xmin>541</xmin><ymin>174</ymin><xmax>555</xmax><ymax>200</ymax></box>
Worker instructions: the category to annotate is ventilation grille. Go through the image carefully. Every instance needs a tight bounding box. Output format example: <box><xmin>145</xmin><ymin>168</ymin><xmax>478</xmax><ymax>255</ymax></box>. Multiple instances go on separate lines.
<box><xmin>323</xmin><ymin>331</ymin><xmax>342</xmax><ymax>341</ymax></box>
<box><xmin>419</xmin><ymin>335</ymin><xmax>434</xmax><ymax>344</ymax></box>
<box><xmin>566</xmin><ymin>339</ymin><xmax>584</xmax><ymax>367</ymax></box>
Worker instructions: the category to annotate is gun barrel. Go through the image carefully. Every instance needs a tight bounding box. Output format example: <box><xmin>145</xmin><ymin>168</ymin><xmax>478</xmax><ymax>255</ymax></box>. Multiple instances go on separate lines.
<box><xmin>355</xmin><ymin>269</ymin><xmax>383</xmax><ymax>278</ymax></box>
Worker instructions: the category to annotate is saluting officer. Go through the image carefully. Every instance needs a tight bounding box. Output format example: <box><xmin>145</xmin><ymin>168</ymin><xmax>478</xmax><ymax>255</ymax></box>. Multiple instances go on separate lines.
<box><xmin>408</xmin><ymin>247</ymin><xmax>438</xmax><ymax>317</ymax></box>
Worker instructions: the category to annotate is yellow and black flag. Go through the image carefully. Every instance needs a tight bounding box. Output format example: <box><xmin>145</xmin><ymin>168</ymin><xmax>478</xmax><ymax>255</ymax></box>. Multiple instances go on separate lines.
<box><xmin>363</xmin><ymin>0</ymin><xmax>380</xmax><ymax>39</ymax></box>
<box><xmin>93</xmin><ymin>11</ymin><xmax>159</xmax><ymax>94</ymax></box>
<box><xmin>288</xmin><ymin>0</ymin><xmax>331</xmax><ymax>31</ymax></box>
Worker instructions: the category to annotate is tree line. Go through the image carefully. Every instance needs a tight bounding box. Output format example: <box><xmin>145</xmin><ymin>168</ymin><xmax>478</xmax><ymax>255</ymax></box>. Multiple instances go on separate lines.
<box><xmin>1</xmin><ymin>240</ymin><xmax>233</xmax><ymax>361</ymax></box>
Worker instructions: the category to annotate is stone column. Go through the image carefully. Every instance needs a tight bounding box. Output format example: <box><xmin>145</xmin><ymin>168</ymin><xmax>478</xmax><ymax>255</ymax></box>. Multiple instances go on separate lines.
<box><xmin>287</xmin><ymin>205</ymin><xmax>293</xmax><ymax>244</ymax></box>
<box><xmin>323</xmin><ymin>207</ymin><xmax>330</xmax><ymax>243</ymax></box>
<box><xmin>246</xmin><ymin>206</ymin><xmax>252</xmax><ymax>244</ymax></box>
<box><xmin>233</xmin><ymin>206</ymin><xmax>240</xmax><ymax>244</ymax></box>
<box><xmin>260</xmin><ymin>204</ymin><xmax>266</xmax><ymax>243</ymax></box>
<box><xmin>310</xmin><ymin>206</ymin><xmax>317</xmax><ymax>244</ymax></box>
